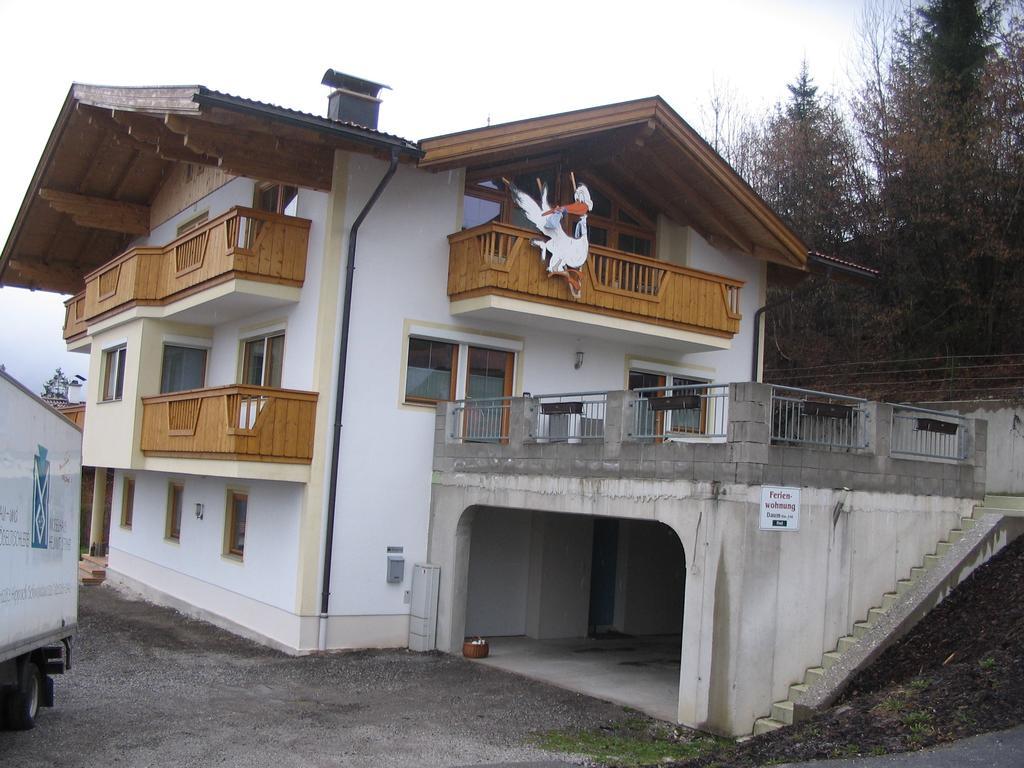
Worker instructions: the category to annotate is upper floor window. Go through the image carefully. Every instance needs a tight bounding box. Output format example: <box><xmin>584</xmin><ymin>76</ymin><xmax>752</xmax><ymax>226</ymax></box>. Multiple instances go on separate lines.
<box><xmin>255</xmin><ymin>183</ymin><xmax>298</xmax><ymax>216</ymax></box>
<box><xmin>462</xmin><ymin>169</ymin><xmax>654</xmax><ymax>258</ymax></box>
<box><xmin>161</xmin><ymin>345</ymin><xmax>208</xmax><ymax>394</ymax></box>
<box><xmin>102</xmin><ymin>346</ymin><xmax>127</xmax><ymax>402</ymax></box>
<box><xmin>241</xmin><ymin>333</ymin><xmax>284</xmax><ymax>388</ymax></box>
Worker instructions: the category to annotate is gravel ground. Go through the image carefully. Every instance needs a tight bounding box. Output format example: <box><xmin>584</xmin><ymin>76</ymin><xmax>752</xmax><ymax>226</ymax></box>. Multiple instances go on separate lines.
<box><xmin>0</xmin><ymin>586</ymin><xmax>629</xmax><ymax>767</ymax></box>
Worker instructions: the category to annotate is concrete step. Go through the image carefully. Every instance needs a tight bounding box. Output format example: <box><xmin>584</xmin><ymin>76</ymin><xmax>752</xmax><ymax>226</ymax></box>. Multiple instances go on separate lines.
<box><xmin>867</xmin><ymin>607</ymin><xmax>888</xmax><ymax>625</ymax></box>
<box><xmin>962</xmin><ymin>516</ymin><xmax>977</xmax><ymax>530</ymax></box>
<box><xmin>936</xmin><ymin>541</ymin><xmax>953</xmax><ymax>556</ymax></box>
<box><xmin>771</xmin><ymin>699</ymin><xmax>795</xmax><ymax>725</ymax></box>
<box><xmin>948</xmin><ymin>528</ymin><xmax>964</xmax><ymax>543</ymax></box>
<box><xmin>81</xmin><ymin>554</ymin><xmax>108</xmax><ymax>567</ymax></box>
<box><xmin>753</xmin><ymin>717</ymin><xmax>786</xmax><ymax>736</ymax></box>
<box><xmin>822</xmin><ymin>651</ymin><xmax>843</xmax><ymax>669</ymax></box>
<box><xmin>804</xmin><ymin>667</ymin><xmax>825</xmax><ymax>685</ymax></box>
<box><xmin>852</xmin><ymin>621</ymin><xmax>873</xmax><ymax>639</ymax></box>
<box><xmin>923</xmin><ymin>553</ymin><xmax>942</xmax><ymax>570</ymax></box>
<box><xmin>896</xmin><ymin>579</ymin><xmax>914</xmax><ymax>596</ymax></box>
<box><xmin>882</xmin><ymin>591</ymin><xmax>900</xmax><ymax>610</ymax></box>
<box><xmin>788</xmin><ymin>683</ymin><xmax>809</xmax><ymax>701</ymax></box>
<box><xmin>837</xmin><ymin>635</ymin><xmax>858</xmax><ymax>653</ymax></box>
<box><xmin>910</xmin><ymin>566</ymin><xmax>926</xmax><ymax>582</ymax></box>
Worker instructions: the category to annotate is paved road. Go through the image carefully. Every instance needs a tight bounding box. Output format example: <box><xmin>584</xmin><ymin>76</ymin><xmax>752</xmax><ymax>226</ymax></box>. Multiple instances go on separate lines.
<box><xmin>0</xmin><ymin>586</ymin><xmax>625</xmax><ymax>767</ymax></box>
<box><xmin>778</xmin><ymin>725</ymin><xmax>1024</xmax><ymax>767</ymax></box>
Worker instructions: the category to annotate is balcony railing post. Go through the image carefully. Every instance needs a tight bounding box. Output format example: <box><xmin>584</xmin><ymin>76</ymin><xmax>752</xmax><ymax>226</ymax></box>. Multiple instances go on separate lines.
<box><xmin>617</xmin><ymin>390</ymin><xmax>639</xmax><ymax>445</ymax></box>
<box><xmin>868</xmin><ymin>402</ymin><xmax>891</xmax><ymax>458</ymax></box>
<box><xmin>508</xmin><ymin>397</ymin><xmax>530</xmax><ymax>449</ymax></box>
<box><xmin>727</xmin><ymin>382</ymin><xmax>770</xmax><ymax>444</ymax></box>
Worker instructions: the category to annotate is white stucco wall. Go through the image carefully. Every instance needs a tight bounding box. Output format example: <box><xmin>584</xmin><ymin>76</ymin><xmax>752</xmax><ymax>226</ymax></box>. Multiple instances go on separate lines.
<box><xmin>326</xmin><ymin>155</ymin><xmax>770</xmax><ymax>643</ymax></box>
<box><xmin>107</xmin><ymin>469</ymin><xmax>305</xmax><ymax>646</ymax></box>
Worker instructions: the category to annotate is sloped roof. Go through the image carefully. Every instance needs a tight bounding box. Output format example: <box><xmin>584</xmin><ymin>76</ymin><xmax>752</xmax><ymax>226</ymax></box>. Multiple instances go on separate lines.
<box><xmin>420</xmin><ymin>97</ymin><xmax>810</xmax><ymax>269</ymax></box>
<box><xmin>0</xmin><ymin>84</ymin><xmax>421</xmax><ymax>294</ymax></box>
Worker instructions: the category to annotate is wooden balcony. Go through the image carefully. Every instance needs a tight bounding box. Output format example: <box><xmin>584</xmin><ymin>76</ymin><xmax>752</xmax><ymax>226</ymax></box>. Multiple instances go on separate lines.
<box><xmin>141</xmin><ymin>385</ymin><xmax>318</xmax><ymax>464</ymax></box>
<box><xmin>448</xmin><ymin>222</ymin><xmax>743</xmax><ymax>337</ymax></box>
<box><xmin>62</xmin><ymin>207</ymin><xmax>311</xmax><ymax>338</ymax></box>
<box><xmin>58</xmin><ymin>404</ymin><xmax>86</xmax><ymax>428</ymax></box>
<box><xmin>63</xmin><ymin>293</ymin><xmax>88</xmax><ymax>340</ymax></box>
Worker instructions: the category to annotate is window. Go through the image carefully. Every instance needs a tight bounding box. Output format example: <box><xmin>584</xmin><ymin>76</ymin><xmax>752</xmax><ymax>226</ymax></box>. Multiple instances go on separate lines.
<box><xmin>241</xmin><ymin>333</ymin><xmax>284</xmax><ymax>388</ymax></box>
<box><xmin>225</xmin><ymin>491</ymin><xmax>247</xmax><ymax>558</ymax></box>
<box><xmin>405</xmin><ymin>338</ymin><xmax>458</xmax><ymax>403</ymax></box>
<box><xmin>466</xmin><ymin>346</ymin><xmax>514</xmax><ymax>400</ymax></box>
<box><xmin>102</xmin><ymin>346</ymin><xmax>127</xmax><ymax>402</ymax></box>
<box><xmin>255</xmin><ymin>183</ymin><xmax>298</xmax><ymax>216</ymax></box>
<box><xmin>629</xmin><ymin>370</ymin><xmax>708</xmax><ymax>437</ymax></box>
<box><xmin>461</xmin><ymin>169</ymin><xmax>655</xmax><ymax>257</ymax></box>
<box><xmin>176</xmin><ymin>211</ymin><xmax>209</xmax><ymax>237</ymax></box>
<box><xmin>120</xmin><ymin>476</ymin><xmax>134</xmax><ymax>529</ymax></box>
<box><xmin>166</xmin><ymin>483</ymin><xmax>183</xmax><ymax>540</ymax></box>
<box><xmin>160</xmin><ymin>345</ymin><xmax>208</xmax><ymax>394</ymax></box>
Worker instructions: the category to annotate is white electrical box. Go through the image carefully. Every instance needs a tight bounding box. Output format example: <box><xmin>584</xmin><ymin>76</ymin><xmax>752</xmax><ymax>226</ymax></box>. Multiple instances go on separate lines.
<box><xmin>408</xmin><ymin>563</ymin><xmax>440</xmax><ymax>652</ymax></box>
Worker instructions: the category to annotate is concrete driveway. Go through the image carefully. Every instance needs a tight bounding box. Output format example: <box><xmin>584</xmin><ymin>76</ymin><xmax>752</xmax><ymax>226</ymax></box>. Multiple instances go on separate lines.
<box><xmin>0</xmin><ymin>587</ymin><xmax>628</xmax><ymax>767</ymax></box>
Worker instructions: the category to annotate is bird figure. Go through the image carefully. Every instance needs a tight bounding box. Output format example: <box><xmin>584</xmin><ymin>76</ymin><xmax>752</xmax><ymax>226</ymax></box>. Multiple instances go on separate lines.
<box><xmin>505</xmin><ymin>178</ymin><xmax>594</xmax><ymax>298</ymax></box>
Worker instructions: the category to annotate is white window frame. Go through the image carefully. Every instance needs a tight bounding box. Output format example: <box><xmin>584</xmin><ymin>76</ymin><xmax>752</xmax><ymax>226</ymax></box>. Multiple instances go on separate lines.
<box><xmin>101</xmin><ymin>344</ymin><xmax>127</xmax><ymax>402</ymax></box>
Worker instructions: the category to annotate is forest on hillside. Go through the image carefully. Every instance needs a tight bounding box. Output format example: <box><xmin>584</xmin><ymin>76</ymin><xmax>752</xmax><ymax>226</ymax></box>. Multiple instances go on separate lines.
<box><xmin>703</xmin><ymin>0</ymin><xmax>1024</xmax><ymax>401</ymax></box>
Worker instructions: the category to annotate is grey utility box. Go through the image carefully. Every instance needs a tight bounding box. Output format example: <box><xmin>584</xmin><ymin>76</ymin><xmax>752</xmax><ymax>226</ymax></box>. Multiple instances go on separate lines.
<box><xmin>408</xmin><ymin>563</ymin><xmax>440</xmax><ymax>652</ymax></box>
<box><xmin>387</xmin><ymin>554</ymin><xmax>405</xmax><ymax>584</ymax></box>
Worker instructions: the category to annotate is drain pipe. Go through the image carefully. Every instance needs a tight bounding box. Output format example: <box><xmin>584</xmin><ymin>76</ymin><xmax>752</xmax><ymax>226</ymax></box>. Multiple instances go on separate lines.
<box><xmin>750</xmin><ymin>295</ymin><xmax>798</xmax><ymax>383</ymax></box>
<box><xmin>319</xmin><ymin>150</ymin><xmax>401</xmax><ymax>649</ymax></box>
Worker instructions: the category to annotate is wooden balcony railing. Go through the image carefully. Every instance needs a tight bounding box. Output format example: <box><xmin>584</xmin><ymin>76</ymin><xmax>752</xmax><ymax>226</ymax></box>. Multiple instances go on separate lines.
<box><xmin>63</xmin><ymin>293</ymin><xmax>88</xmax><ymax>340</ymax></box>
<box><xmin>448</xmin><ymin>222</ymin><xmax>743</xmax><ymax>336</ymax></box>
<box><xmin>140</xmin><ymin>385</ymin><xmax>318</xmax><ymax>464</ymax></box>
<box><xmin>62</xmin><ymin>207</ymin><xmax>311</xmax><ymax>338</ymax></box>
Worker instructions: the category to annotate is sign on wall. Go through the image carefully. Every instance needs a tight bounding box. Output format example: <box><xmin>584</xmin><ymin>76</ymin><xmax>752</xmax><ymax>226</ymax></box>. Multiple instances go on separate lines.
<box><xmin>760</xmin><ymin>486</ymin><xmax>800</xmax><ymax>531</ymax></box>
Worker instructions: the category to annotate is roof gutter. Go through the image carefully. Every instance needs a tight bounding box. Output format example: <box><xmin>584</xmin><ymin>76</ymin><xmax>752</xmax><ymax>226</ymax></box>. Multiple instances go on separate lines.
<box><xmin>319</xmin><ymin>150</ymin><xmax>401</xmax><ymax>645</ymax></box>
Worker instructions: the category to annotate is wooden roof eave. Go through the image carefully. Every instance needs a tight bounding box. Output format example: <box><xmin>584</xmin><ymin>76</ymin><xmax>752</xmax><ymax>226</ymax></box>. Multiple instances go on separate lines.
<box><xmin>0</xmin><ymin>87</ymin><xmax>79</xmax><ymax>289</ymax></box>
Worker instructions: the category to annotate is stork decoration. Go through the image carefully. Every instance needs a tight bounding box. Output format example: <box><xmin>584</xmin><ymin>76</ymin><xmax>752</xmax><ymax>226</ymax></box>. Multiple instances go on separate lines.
<box><xmin>505</xmin><ymin>175</ymin><xmax>594</xmax><ymax>299</ymax></box>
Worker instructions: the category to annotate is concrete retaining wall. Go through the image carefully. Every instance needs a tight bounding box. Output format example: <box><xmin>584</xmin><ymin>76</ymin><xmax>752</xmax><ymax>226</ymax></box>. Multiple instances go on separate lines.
<box><xmin>426</xmin><ymin>383</ymin><xmax>985</xmax><ymax>736</ymax></box>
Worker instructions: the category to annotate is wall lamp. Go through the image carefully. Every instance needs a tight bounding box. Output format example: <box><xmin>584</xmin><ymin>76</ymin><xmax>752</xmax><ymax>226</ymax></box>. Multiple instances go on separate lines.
<box><xmin>574</xmin><ymin>351</ymin><xmax>585</xmax><ymax>370</ymax></box>
<box><xmin>195</xmin><ymin>503</ymin><xmax>205</xmax><ymax>520</ymax></box>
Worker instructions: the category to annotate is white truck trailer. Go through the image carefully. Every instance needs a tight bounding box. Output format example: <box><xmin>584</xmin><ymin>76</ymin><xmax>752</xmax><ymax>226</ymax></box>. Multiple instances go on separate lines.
<box><xmin>0</xmin><ymin>369</ymin><xmax>82</xmax><ymax>730</ymax></box>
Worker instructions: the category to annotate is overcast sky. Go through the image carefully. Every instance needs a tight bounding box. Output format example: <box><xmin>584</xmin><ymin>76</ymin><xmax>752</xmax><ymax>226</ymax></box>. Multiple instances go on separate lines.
<box><xmin>0</xmin><ymin>0</ymin><xmax>865</xmax><ymax>394</ymax></box>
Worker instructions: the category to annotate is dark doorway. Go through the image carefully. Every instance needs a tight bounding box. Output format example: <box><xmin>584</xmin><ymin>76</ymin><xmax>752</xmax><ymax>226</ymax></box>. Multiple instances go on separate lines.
<box><xmin>588</xmin><ymin>518</ymin><xmax>619</xmax><ymax>635</ymax></box>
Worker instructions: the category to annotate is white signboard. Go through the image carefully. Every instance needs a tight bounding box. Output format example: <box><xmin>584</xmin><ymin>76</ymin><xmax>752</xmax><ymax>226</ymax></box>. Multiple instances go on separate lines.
<box><xmin>760</xmin><ymin>486</ymin><xmax>800</xmax><ymax>531</ymax></box>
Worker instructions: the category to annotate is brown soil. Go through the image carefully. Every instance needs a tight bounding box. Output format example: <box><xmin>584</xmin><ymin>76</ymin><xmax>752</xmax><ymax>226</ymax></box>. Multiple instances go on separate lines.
<box><xmin>667</xmin><ymin>532</ymin><xmax>1024</xmax><ymax>767</ymax></box>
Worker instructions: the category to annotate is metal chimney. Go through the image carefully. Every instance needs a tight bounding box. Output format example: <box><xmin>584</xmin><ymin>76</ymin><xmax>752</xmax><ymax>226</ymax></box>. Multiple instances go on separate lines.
<box><xmin>322</xmin><ymin>69</ymin><xmax>390</xmax><ymax>129</ymax></box>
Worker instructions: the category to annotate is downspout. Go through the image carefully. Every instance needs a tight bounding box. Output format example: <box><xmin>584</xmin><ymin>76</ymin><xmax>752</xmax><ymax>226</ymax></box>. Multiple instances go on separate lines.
<box><xmin>319</xmin><ymin>150</ymin><xmax>401</xmax><ymax>649</ymax></box>
<box><xmin>751</xmin><ymin>297</ymin><xmax>795</xmax><ymax>382</ymax></box>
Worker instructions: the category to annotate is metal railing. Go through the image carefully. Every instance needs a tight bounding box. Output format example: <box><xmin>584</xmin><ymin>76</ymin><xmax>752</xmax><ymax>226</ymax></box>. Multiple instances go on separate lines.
<box><xmin>770</xmin><ymin>385</ymin><xmax>868</xmax><ymax>450</ymax></box>
<box><xmin>529</xmin><ymin>391</ymin><xmax>608</xmax><ymax>442</ymax></box>
<box><xmin>631</xmin><ymin>383</ymin><xmax>729</xmax><ymax>439</ymax></box>
<box><xmin>450</xmin><ymin>397</ymin><xmax>513</xmax><ymax>443</ymax></box>
<box><xmin>890</xmin><ymin>404</ymin><xmax>968</xmax><ymax>460</ymax></box>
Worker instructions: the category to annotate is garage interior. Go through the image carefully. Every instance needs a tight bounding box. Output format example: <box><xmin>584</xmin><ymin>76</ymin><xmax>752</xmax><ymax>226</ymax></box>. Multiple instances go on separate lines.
<box><xmin>463</xmin><ymin>507</ymin><xmax>686</xmax><ymax>721</ymax></box>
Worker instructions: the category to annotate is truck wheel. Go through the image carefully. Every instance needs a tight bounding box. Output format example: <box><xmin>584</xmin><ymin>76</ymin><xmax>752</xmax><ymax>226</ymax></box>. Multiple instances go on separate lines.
<box><xmin>5</xmin><ymin>660</ymin><xmax>42</xmax><ymax>730</ymax></box>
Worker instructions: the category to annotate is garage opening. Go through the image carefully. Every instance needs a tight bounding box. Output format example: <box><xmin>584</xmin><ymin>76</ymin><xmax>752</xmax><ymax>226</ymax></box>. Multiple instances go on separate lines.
<box><xmin>462</xmin><ymin>507</ymin><xmax>685</xmax><ymax>721</ymax></box>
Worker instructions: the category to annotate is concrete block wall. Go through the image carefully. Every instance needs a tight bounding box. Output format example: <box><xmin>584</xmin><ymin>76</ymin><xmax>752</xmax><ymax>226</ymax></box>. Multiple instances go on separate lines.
<box><xmin>434</xmin><ymin>384</ymin><xmax>985</xmax><ymax>499</ymax></box>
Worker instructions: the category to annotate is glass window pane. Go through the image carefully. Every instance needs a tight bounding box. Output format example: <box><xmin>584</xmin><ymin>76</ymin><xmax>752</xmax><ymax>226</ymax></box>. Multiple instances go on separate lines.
<box><xmin>588</xmin><ymin>227</ymin><xmax>608</xmax><ymax>247</ymax></box>
<box><xmin>590</xmin><ymin>187</ymin><xmax>612</xmax><ymax>219</ymax></box>
<box><xmin>242</xmin><ymin>339</ymin><xmax>264</xmax><ymax>386</ymax></box>
<box><xmin>463</xmin><ymin>195</ymin><xmax>501</xmax><ymax>229</ymax></box>
<box><xmin>405</xmin><ymin>338</ymin><xmax>455</xmax><ymax>401</ymax></box>
<box><xmin>161</xmin><ymin>346</ymin><xmax>207</xmax><ymax>394</ymax></box>
<box><xmin>281</xmin><ymin>186</ymin><xmax>298</xmax><ymax>216</ymax></box>
<box><xmin>467</xmin><ymin>347</ymin><xmax>511</xmax><ymax>399</ymax></box>
<box><xmin>231</xmin><ymin>494</ymin><xmax>247</xmax><ymax>554</ymax></box>
<box><xmin>618</xmin><ymin>233</ymin><xmax>652</xmax><ymax>257</ymax></box>
<box><xmin>256</xmin><ymin>185</ymin><xmax>278</xmax><ymax>213</ymax></box>
<box><xmin>266</xmin><ymin>335</ymin><xmax>284</xmax><ymax>388</ymax></box>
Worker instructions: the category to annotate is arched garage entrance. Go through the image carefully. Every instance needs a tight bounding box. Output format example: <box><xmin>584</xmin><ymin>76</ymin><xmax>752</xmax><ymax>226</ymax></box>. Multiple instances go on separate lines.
<box><xmin>461</xmin><ymin>506</ymin><xmax>686</xmax><ymax>721</ymax></box>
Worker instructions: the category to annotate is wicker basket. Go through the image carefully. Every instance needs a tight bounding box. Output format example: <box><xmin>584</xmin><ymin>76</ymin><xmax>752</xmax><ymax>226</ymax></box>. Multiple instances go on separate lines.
<box><xmin>462</xmin><ymin>638</ymin><xmax>489</xmax><ymax>659</ymax></box>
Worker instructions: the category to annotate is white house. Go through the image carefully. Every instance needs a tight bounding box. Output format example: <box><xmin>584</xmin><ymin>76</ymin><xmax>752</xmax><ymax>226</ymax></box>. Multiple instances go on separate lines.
<box><xmin>2</xmin><ymin>72</ymin><xmax>992</xmax><ymax>736</ymax></box>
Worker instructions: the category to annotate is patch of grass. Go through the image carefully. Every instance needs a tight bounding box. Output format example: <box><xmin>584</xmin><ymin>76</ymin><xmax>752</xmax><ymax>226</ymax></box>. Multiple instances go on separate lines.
<box><xmin>874</xmin><ymin>692</ymin><xmax>908</xmax><ymax>714</ymax></box>
<box><xmin>903</xmin><ymin>710</ymin><xmax>936</xmax><ymax>743</ymax></box>
<box><xmin>979</xmin><ymin>657</ymin><xmax>997</xmax><ymax>670</ymax></box>
<box><xmin>534</xmin><ymin>721</ymin><xmax>727</xmax><ymax>768</ymax></box>
<box><xmin>907</xmin><ymin>677</ymin><xmax>931</xmax><ymax>691</ymax></box>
